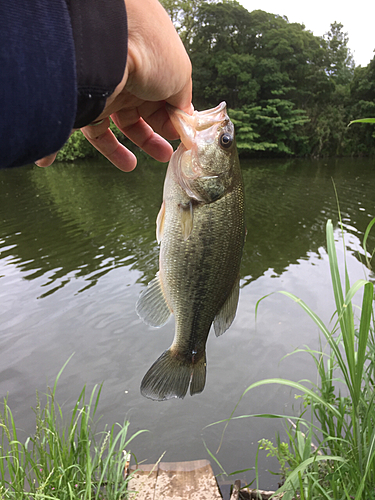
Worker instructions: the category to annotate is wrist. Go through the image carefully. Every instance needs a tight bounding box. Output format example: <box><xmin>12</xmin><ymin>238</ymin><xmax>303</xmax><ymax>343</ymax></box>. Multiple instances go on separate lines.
<box><xmin>65</xmin><ymin>0</ymin><xmax>128</xmax><ymax>128</ymax></box>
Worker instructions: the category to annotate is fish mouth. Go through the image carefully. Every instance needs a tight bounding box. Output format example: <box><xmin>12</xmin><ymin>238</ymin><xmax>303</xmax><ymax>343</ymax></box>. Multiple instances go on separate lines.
<box><xmin>167</xmin><ymin>102</ymin><xmax>228</xmax><ymax>150</ymax></box>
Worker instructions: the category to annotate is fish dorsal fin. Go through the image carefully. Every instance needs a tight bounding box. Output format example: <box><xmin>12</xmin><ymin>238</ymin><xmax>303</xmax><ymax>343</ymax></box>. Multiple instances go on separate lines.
<box><xmin>156</xmin><ymin>201</ymin><xmax>166</xmax><ymax>244</ymax></box>
<box><xmin>136</xmin><ymin>272</ymin><xmax>172</xmax><ymax>327</ymax></box>
<box><xmin>179</xmin><ymin>200</ymin><xmax>194</xmax><ymax>240</ymax></box>
<box><xmin>213</xmin><ymin>275</ymin><xmax>240</xmax><ymax>336</ymax></box>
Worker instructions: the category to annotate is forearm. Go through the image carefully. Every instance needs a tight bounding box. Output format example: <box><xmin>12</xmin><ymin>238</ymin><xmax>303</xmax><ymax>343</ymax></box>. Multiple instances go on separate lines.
<box><xmin>0</xmin><ymin>0</ymin><xmax>76</xmax><ymax>168</ymax></box>
<box><xmin>0</xmin><ymin>0</ymin><xmax>127</xmax><ymax>168</ymax></box>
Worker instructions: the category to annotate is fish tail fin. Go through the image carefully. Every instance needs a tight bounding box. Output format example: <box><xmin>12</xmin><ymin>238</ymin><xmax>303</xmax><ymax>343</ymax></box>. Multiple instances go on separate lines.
<box><xmin>140</xmin><ymin>349</ymin><xmax>206</xmax><ymax>401</ymax></box>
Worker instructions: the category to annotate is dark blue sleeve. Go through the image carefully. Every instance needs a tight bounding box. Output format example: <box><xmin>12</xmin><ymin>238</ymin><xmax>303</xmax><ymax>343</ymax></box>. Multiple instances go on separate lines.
<box><xmin>0</xmin><ymin>0</ymin><xmax>77</xmax><ymax>168</ymax></box>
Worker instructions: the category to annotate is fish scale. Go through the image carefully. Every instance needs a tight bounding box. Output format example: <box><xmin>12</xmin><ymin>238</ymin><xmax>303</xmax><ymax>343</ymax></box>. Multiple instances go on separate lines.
<box><xmin>136</xmin><ymin>102</ymin><xmax>245</xmax><ymax>401</ymax></box>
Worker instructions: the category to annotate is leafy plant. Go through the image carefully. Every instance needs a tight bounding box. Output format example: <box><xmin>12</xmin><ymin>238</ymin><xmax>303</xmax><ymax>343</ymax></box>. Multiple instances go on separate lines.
<box><xmin>55</xmin><ymin>121</ymin><xmax>140</xmax><ymax>162</ymax></box>
<box><xmin>258</xmin><ymin>437</ymin><xmax>296</xmax><ymax>479</ymax></box>
<box><xmin>349</xmin><ymin>117</ymin><xmax>375</xmax><ymax>125</ymax></box>
<box><xmin>55</xmin><ymin>130</ymin><xmax>93</xmax><ymax>161</ymax></box>
<box><xmin>256</xmin><ymin>218</ymin><xmax>375</xmax><ymax>499</ymax></box>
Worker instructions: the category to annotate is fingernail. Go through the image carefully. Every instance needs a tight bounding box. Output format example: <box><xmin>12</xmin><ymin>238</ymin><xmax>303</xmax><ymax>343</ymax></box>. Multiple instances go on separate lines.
<box><xmin>89</xmin><ymin>119</ymin><xmax>105</xmax><ymax>126</ymax></box>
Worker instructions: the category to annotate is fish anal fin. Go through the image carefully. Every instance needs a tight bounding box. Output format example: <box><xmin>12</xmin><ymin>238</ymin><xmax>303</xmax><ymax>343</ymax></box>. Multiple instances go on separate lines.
<box><xmin>136</xmin><ymin>272</ymin><xmax>171</xmax><ymax>327</ymax></box>
<box><xmin>141</xmin><ymin>349</ymin><xmax>206</xmax><ymax>401</ymax></box>
<box><xmin>179</xmin><ymin>200</ymin><xmax>194</xmax><ymax>240</ymax></box>
<box><xmin>156</xmin><ymin>201</ymin><xmax>166</xmax><ymax>244</ymax></box>
<box><xmin>213</xmin><ymin>275</ymin><xmax>240</xmax><ymax>337</ymax></box>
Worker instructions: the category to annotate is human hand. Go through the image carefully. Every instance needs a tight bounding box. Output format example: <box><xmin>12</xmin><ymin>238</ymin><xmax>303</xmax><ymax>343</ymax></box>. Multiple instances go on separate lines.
<box><xmin>36</xmin><ymin>0</ymin><xmax>192</xmax><ymax>171</ymax></box>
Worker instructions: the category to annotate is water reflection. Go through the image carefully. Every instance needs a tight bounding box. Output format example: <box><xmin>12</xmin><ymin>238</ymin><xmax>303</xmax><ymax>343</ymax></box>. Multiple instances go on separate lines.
<box><xmin>0</xmin><ymin>160</ymin><xmax>166</xmax><ymax>295</ymax></box>
<box><xmin>242</xmin><ymin>158</ymin><xmax>375</xmax><ymax>284</ymax></box>
<box><xmin>1</xmin><ymin>158</ymin><xmax>374</xmax><ymax>296</ymax></box>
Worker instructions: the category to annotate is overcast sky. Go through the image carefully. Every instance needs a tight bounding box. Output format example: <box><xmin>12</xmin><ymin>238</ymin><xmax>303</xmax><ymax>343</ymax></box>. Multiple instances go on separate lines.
<box><xmin>238</xmin><ymin>0</ymin><xmax>374</xmax><ymax>67</ymax></box>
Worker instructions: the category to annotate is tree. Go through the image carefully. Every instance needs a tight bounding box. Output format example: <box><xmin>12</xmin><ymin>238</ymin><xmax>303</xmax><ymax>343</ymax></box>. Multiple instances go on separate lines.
<box><xmin>253</xmin><ymin>99</ymin><xmax>310</xmax><ymax>156</ymax></box>
<box><xmin>161</xmin><ymin>0</ymin><xmax>207</xmax><ymax>48</ymax></box>
<box><xmin>323</xmin><ymin>22</ymin><xmax>354</xmax><ymax>85</ymax></box>
<box><xmin>157</xmin><ymin>0</ymin><xmax>373</xmax><ymax>158</ymax></box>
<box><xmin>186</xmin><ymin>1</ymin><xmax>256</xmax><ymax>108</ymax></box>
<box><xmin>347</xmin><ymin>56</ymin><xmax>375</xmax><ymax>155</ymax></box>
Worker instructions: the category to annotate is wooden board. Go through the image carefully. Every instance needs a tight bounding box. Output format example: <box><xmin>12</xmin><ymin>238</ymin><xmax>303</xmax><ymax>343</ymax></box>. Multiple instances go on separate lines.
<box><xmin>127</xmin><ymin>459</ymin><xmax>222</xmax><ymax>500</ymax></box>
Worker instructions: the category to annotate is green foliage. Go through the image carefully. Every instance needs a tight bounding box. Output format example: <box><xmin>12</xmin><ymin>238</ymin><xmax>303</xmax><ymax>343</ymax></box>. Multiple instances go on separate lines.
<box><xmin>160</xmin><ymin>0</ymin><xmax>374</xmax><ymax>158</ymax></box>
<box><xmin>312</xmin><ymin>102</ymin><xmax>351</xmax><ymax>156</ymax></box>
<box><xmin>255</xmin><ymin>99</ymin><xmax>310</xmax><ymax>155</ymax></box>
<box><xmin>253</xmin><ymin>218</ymin><xmax>375</xmax><ymax>498</ymax></box>
<box><xmin>228</xmin><ymin>107</ymin><xmax>264</xmax><ymax>153</ymax></box>
<box><xmin>0</xmin><ymin>359</ymin><xmax>146</xmax><ymax>499</ymax></box>
<box><xmin>323</xmin><ymin>22</ymin><xmax>355</xmax><ymax>84</ymax></box>
<box><xmin>258</xmin><ymin>438</ymin><xmax>296</xmax><ymax>480</ymax></box>
<box><xmin>208</xmin><ymin>216</ymin><xmax>375</xmax><ymax>497</ymax></box>
<box><xmin>55</xmin><ymin>121</ymin><xmax>135</xmax><ymax>162</ymax></box>
<box><xmin>56</xmin><ymin>130</ymin><xmax>97</xmax><ymax>162</ymax></box>
<box><xmin>229</xmin><ymin>100</ymin><xmax>309</xmax><ymax>156</ymax></box>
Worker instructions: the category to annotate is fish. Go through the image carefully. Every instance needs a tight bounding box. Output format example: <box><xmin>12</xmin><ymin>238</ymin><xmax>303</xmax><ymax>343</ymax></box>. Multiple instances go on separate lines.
<box><xmin>136</xmin><ymin>102</ymin><xmax>245</xmax><ymax>401</ymax></box>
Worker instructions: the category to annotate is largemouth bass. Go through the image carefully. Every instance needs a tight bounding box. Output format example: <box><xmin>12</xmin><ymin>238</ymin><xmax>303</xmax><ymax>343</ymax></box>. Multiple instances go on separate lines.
<box><xmin>136</xmin><ymin>102</ymin><xmax>245</xmax><ymax>401</ymax></box>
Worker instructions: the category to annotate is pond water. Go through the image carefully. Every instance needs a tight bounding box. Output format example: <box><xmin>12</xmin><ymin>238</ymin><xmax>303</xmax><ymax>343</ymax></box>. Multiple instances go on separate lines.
<box><xmin>1</xmin><ymin>156</ymin><xmax>375</xmax><ymax>492</ymax></box>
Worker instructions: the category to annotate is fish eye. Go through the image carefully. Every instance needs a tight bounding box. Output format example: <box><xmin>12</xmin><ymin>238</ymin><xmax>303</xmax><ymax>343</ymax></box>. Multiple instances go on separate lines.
<box><xmin>219</xmin><ymin>132</ymin><xmax>233</xmax><ymax>149</ymax></box>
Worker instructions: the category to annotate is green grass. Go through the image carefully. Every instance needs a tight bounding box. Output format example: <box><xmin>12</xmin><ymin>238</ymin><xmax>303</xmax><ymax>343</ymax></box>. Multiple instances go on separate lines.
<box><xmin>0</xmin><ymin>359</ymin><xmax>146</xmax><ymax>499</ymax></box>
<box><xmin>349</xmin><ymin>117</ymin><xmax>375</xmax><ymax>126</ymax></box>
<box><xmin>208</xmin><ymin>217</ymin><xmax>375</xmax><ymax>499</ymax></box>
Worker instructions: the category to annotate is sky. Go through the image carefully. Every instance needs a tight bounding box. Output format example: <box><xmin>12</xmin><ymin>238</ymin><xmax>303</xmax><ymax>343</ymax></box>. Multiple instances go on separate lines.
<box><xmin>238</xmin><ymin>0</ymin><xmax>375</xmax><ymax>67</ymax></box>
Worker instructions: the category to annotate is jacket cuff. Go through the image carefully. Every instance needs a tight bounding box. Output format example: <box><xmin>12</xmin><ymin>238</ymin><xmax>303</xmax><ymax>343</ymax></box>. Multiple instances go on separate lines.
<box><xmin>65</xmin><ymin>0</ymin><xmax>128</xmax><ymax>128</ymax></box>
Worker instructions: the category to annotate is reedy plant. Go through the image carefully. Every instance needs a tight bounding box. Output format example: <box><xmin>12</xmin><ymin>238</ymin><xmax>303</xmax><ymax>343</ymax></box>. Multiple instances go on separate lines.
<box><xmin>258</xmin><ymin>218</ymin><xmax>375</xmax><ymax>499</ymax></box>
<box><xmin>0</xmin><ymin>359</ymin><xmax>146</xmax><ymax>499</ymax></box>
<box><xmin>208</xmin><ymin>218</ymin><xmax>375</xmax><ymax>499</ymax></box>
<box><xmin>265</xmin><ymin>218</ymin><xmax>375</xmax><ymax>498</ymax></box>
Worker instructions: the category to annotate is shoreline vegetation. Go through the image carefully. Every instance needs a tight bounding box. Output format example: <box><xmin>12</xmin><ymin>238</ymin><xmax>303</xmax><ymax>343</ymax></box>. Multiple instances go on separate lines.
<box><xmin>0</xmin><ymin>358</ymin><xmax>146</xmax><ymax>500</ymax></box>
<box><xmin>207</xmin><ymin>216</ymin><xmax>375</xmax><ymax>499</ymax></box>
<box><xmin>58</xmin><ymin>0</ymin><xmax>375</xmax><ymax>163</ymax></box>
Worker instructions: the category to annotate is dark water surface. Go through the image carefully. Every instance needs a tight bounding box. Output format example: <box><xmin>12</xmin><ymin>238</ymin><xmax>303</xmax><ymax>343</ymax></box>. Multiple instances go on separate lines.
<box><xmin>1</xmin><ymin>157</ymin><xmax>375</xmax><ymax>491</ymax></box>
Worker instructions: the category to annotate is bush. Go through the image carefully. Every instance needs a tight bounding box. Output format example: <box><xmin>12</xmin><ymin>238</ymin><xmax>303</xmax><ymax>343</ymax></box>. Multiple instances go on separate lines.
<box><xmin>55</xmin><ymin>121</ymin><xmax>139</xmax><ymax>162</ymax></box>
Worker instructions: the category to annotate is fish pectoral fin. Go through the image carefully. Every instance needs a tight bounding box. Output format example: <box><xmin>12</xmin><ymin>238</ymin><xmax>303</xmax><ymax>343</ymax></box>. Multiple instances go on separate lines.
<box><xmin>179</xmin><ymin>200</ymin><xmax>194</xmax><ymax>240</ymax></box>
<box><xmin>136</xmin><ymin>272</ymin><xmax>171</xmax><ymax>327</ymax></box>
<box><xmin>213</xmin><ymin>275</ymin><xmax>240</xmax><ymax>337</ymax></box>
<box><xmin>156</xmin><ymin>201</ymin><xmax>166</xmax><ymax>244</ymax></box>
<box><xmin>141</xmin><ymin>348</ymin><xmax>206</xmax><ymax>401</ymax></box>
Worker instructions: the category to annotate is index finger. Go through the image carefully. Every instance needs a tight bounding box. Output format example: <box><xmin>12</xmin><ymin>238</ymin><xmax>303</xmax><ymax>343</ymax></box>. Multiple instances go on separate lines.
<box><xmin>111</xmin><ymin>112</ymin><xmax>173</xmax><ymax>162</ymax></box>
